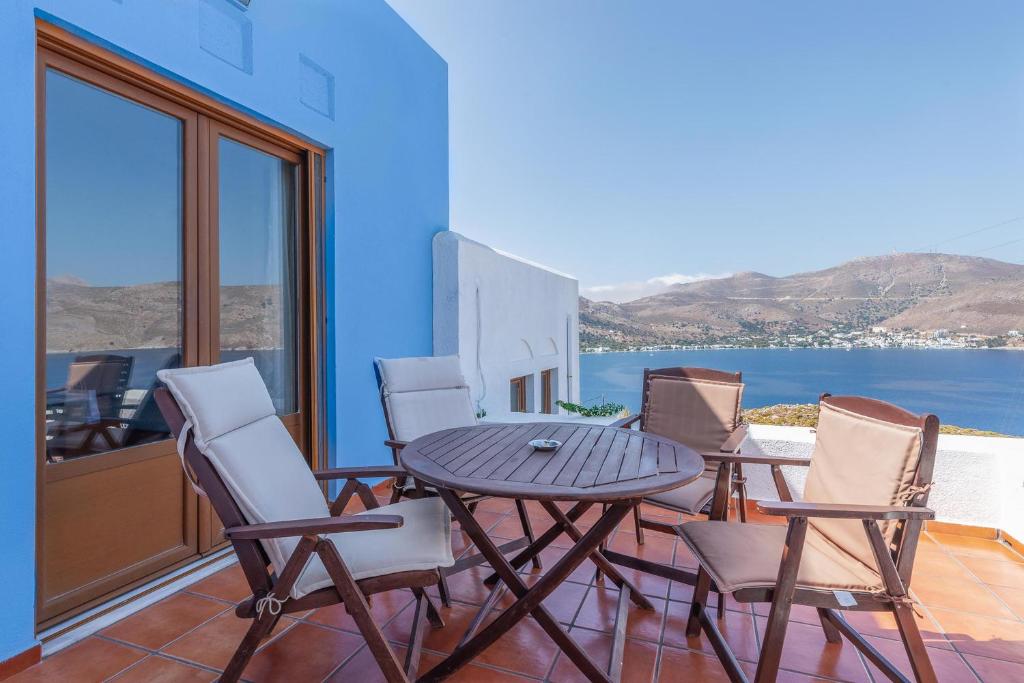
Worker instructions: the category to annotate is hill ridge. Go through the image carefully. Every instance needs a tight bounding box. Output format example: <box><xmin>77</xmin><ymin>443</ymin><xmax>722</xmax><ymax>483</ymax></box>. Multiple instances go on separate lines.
<box><xmin>581</xmin><ymin>252</ymin><xmax>1024</xmax><ymax>348</ymax></box>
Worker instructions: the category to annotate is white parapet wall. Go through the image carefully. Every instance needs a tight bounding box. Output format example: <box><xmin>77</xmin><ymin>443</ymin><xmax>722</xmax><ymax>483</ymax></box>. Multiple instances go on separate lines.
<box><xmin>433</xmin><ymin>231</ymin><xmax>581</xmax><ymax>419</ymax></box>
<box><xmin>483</xmin><ymin>414</ymin><xmax>1024</xmax><ymax>538</ymax></box>
<box><xmin>737</xmin><ymin>425</ymin><xmax>1024</xmax><ymax>540</ymax></box>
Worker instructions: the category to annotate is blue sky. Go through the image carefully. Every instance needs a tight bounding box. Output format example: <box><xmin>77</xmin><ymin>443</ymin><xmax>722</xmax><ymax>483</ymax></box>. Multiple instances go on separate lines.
<box><xmin>387</xmin><ymin>0</ymin><xmax>1024</xmax><ymax>301</ymax></box>
<box><xmin>46</xmin><ymin>71</ymin><xmax>293</xmax><ymax>289</ymax></box>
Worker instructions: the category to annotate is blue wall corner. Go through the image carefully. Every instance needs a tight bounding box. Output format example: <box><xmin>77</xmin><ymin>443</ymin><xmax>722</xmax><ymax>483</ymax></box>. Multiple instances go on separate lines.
<box><xmin>0</xmin><ymin>0</ymin><xmax>447</xmax><ymax>662</ymax></box>
<box><xmin>0</xmin><ymin>0</ymin><xmax>42</xmax><ymax>665</ymax></box>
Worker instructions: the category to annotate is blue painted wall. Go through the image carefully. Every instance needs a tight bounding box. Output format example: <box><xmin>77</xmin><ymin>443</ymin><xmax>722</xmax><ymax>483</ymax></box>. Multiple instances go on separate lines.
<box><xmin>0</xmin><ymin>0</ymin><xmax>447</xmax><ymax>662</ymax></box>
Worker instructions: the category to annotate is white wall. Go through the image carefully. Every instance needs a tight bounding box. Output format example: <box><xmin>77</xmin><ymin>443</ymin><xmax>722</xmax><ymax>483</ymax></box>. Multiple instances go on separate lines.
<box><xmin>433</xmin><ymin>231</ymin><xmax>580</xmax><ymax>419</ymax></box>
<box><xmin>736</xmin><ymin>425</ymin><xmax>1024</xmax><ymax>539</ymax></box>
<box><xmin>490</xmin><ymin>414</ymin><xmax>1024</xmax><ymax>538</ymax></box>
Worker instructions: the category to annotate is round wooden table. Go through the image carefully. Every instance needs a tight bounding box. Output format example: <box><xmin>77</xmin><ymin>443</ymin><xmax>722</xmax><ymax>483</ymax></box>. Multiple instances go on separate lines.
<box><xmin>400</xmin><ymin>422</ymin><xmax>703</xmax><ymax>683</ymax></box>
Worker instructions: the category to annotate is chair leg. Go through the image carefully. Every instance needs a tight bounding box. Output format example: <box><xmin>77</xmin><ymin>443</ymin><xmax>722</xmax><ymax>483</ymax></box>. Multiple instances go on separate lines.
<box><xmin>754</xmin><ymin>517</ymin><xmax>807</xmax><ymax>683</ymax></box>
<box><xmin>220</xmin><ymin>611</ymin><xmax>279</xmax><ymax>683</ymax></box>
<box><xmin>405</xmin><ymin>588</ymin><xmax>444</xmax><ymax>679</ymax></box>
<box><xmin>633</xmin><ymin>505</ymin><xmax>645</xmax><ymax>545</ymax></box>
<box><xmin>687</xmin><ymin>566</ymin><xmax>713</xmax><ymax>637</ymax></box>
<box><xmin>734</xmin><ymin>463</ymin><xmax>748</xmax><ymax>523</ymax></box>
<box><xmin>595</xmin><ymin>503</ymin><xmax>608</xmax><ymax>582</ymax></box>
<box><xmin>388</xmin><ymin>483</ymin><xmax>403</xmax><ymax>505</ymax></box>
<box><xmin>413</xmin><ymin>587</ymin><xmax>445</xmax><ymax>629</ymax></box>
<box><xmin>514</xmin><ymin>499</ymin><xmax>542</xmax><ymax>570</ymax></box>
<box><xmin>436</xmin><ymin>571</ymin><xmax>452</xmax><ymax>607</ymax></box>
<box><xmin>717</xmin><ymin>590</ymin><xmax>727</xmax><ymax>620</ymax></box>
<box><xmin>219</xmin><ymin>535</ymin><xmax>317</xmax><ymax>682</ymax></box>
<box><xmin>318</xmin><ymin>541</ymin><xmax>408</xmax><ymax>683</ymax></box>
<box><xmin>817</xmin><ymin>607</ymin><xmax>842</xmax><ymax>643</ymax></box>
<box><xmin>892</xmin><ymin>601</ymin><xmax>939</xmax><ymax>683</ymax></box>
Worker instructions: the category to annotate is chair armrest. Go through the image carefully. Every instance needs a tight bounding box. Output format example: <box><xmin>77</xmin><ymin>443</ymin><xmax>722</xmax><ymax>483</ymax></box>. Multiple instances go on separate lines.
<box><xmin>700</xmin><ymin>453</ymin><xmax>812</xmax><ymax>467</ymax></box>
<box><xmin>611</xmin><ymin>415</ymin><xmax>640</xmax><ymax>429</ymax></box>
<box><xmin>719</xmin><ymin>423</ymin><xmax>749</xmax><ymax>453</ymax></box>
<box><xmin>756</xmin><ymin>501</ymin><xmax>935</xmax><ymax>520</ymax></box>
<box><xmin>314</xmin><ymin>465</ymin><xmax>407</xmax><ymax>481</ymax></box>
<box><xmin>385</xmin><ymin>439</ymin><xmax>408</xmax><ymax>450</ymax></box>
<box><xmin>224</xmin><ymin>514</ymin><xmax>404</xmax><ymax>540</ymax></box>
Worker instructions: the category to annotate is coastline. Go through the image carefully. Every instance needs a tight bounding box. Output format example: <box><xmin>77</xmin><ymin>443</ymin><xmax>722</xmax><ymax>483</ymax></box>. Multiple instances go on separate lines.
<box><xmin>579</xmin><ymin>346</ymin><xmax>1024</xmax><ymax>435</ymax></box>
<box><xmin>581</xmin><ymin>345</ymin><xmax>1024</xmax><ymax>355</ymax></box>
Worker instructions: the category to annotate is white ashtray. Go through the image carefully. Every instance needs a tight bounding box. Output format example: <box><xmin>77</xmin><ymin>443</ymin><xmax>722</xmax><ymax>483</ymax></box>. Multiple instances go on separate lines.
<box><xmin>529</xmin><ymin>439</ymin><xmax>561</xmax><ymax>451</ymax></box>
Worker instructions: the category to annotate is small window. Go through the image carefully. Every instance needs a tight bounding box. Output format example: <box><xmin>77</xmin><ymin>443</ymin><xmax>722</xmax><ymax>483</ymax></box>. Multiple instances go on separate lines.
<box><xmin>541</xmin><ymin>368</ymin><xmax>558</xmax><ymax>414</ymax></box>
<box><xmin>510</xmin><ymin>375</ymin><xmax>532</xmax><ymax>413</ymax></box>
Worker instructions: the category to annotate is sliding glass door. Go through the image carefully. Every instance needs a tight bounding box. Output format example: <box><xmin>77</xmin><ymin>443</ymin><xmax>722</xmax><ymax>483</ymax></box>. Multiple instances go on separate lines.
<box><xmin>216</xmin><ymin>134</ymin><xmax>301</xmax><ymax>418</ymax></box>
<box><xmin>37</xmin><ymin>37</ymin><xmax>322</xmax><ymax>626</ymax></box>
<box><xmin>198</xmin><ymin>124</ymin><xmax>308</xmax><ymax>547</ymax></box>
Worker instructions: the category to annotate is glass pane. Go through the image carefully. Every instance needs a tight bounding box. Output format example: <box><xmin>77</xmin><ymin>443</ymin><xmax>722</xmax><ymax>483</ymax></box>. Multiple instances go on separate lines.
<box><xmin>44</xmin><ymin>70</ymin><xmax>183</xmax><ymax>462</ymax></box>
<box><xmin>218</xmin><ymin>137</ymin><xmax>299</xmax><ymax>415</ymax></box>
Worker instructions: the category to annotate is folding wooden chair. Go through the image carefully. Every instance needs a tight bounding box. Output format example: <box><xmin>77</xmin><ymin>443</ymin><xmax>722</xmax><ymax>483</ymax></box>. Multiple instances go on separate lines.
<box><xmin>375</xmin><ymin>355</ymin><xmax>542</xmax><ymax>604</ymax></box>
<box><xmin>46</xmin><ymin>353</ymin><xmax>134</xmax><ymax>456</ymax></box>
<box><xmin>613</xmin><ymin>367</ymin><xmax>750</xmax><ymax>542</ymax></box>
<box><xmin>679</xmin><ymin>394</ymin><xmax>939</xmax><ymax>683</ymax></box>
<box><xmin>155</xmin><ymin>359</ymin><xmax>454</xmax><ymax>683</ymax></box>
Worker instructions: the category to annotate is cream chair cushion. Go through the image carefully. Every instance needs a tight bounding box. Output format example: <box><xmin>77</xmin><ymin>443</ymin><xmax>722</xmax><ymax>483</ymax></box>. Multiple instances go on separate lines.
<box><xmin>300</xmin><ymin>497</ymin><xmax>454</xmax><ymax>594</ymax></box>
<box><xmin>803</xmin><ymin>402</ymin><xmax>924</xmax><ymax>571</ymax></box>
<box><xmin>159</xmin><ymin>359</ymin><xmax>454</xmax><ymax>599</ymax></box>
<box><xmin>377</xmin><ymin>354</ymin><xmax>467</xmax><ymax>394</ymax></box>
<box><xmin>157</xmin><ymin>358</ymin><xmax>277</xmax><ymax>449</ymax></box>
<box><xmin>376</xmin><ymin>355</ymin><xmax>477</xmax><ymax>442</ymax></box>
<box><xmin>679</xmin><ymin>521</ymin><xmax>883</xmax><ymax>593</ymax></box>
<box><xmin>385</xmin><ymin>389</ymin><xmax>477</xmax><ymax>443</ymax></box>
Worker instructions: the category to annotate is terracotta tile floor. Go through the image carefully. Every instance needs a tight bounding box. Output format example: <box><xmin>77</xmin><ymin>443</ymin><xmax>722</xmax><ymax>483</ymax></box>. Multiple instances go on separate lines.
<box><xmin>14</xmin><ymin>498</ymin><xmax>1024</xmax><ymax>682</ymax></box>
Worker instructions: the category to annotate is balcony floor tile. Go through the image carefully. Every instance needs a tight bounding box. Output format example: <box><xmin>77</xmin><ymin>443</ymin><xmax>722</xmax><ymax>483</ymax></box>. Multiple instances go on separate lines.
<box><xmin>17</xmin><ymin>502</ymin><xmax>1024</xmax><ymax>682</ymax></box>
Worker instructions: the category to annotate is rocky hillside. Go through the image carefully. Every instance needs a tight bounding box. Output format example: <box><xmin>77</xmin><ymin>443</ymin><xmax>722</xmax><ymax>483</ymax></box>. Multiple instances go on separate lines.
<box><xmin>581</xmin><ymin>253</ymin><xmax>1024</xmax><ymax>347</ymax></box>
<box><xmin>46</xmin><ymin>279</ymin><xmax>285</xmax><ymax>352</ymax></box>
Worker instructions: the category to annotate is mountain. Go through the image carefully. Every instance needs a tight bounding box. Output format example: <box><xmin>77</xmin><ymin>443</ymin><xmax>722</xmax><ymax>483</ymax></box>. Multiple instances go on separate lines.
<box><xmin>46</xmin><ymin>279</ymin><xmax>285</xmax><ymax>353</ymax></box>
<box><xmin>580</xmin><ymin>253</ymin><xmax>1024</xmax><ymax>347</ymax></box>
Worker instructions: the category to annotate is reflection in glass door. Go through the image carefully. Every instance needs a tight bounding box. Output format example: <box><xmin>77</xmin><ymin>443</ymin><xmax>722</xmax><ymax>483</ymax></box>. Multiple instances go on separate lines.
<box><xmin>217</xmin><ymin>137</ymin><xmax>300</xmax><ymax>416</ymax></box>
<box><xmin>44</xmin><ymin>70</ymin><xmax>184</xmax><ymax>462</ymax></box>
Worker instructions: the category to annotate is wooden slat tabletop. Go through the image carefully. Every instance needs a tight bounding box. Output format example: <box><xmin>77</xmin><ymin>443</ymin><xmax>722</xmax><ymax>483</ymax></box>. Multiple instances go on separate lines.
<box><xmin>400</xmin><ymin>423</ymin><xmax>704</xmax><ymax>502</ymax></box>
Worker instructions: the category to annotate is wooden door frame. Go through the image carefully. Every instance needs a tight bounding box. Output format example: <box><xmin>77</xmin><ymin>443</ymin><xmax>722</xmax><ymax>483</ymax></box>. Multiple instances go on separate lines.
<box><xmin>199</xmin><ymin>120</ymin><xmax>311</xmax><ymax>552</ymax></box>
<box><xmin>206</xmin><ymin>119</ymin><xmax>307</xmax><ymax>445</ymax></box>
<box><xmin>541</xmin><ymin>369</ymin><xmax>554</xmax><ymax>414</ymax></box>
<box><xmin>510</xmin><ymin>376</ymin><xmax>528</xmax><ymax>413</ymax></box>
<box><xmin>35</xmin><ymin>21</ymin><xmax>328</xmax><ymax>628</ymax></box>
<box><xmin>35</xmin><ymin>42</ymin><xmax>204</xmax><ymax>627</ymax></box>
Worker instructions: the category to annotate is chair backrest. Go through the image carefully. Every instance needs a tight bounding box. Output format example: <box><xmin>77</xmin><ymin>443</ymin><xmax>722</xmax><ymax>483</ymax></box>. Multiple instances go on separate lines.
<box><xmin>639</xmin><ymin>367</ymin><xmax>744</xmax><ymax>455</ymax></box>
<box><xmin>65</xmin><ymin>354</ymin><xmax>134</xmax><ymax>419</ymax></box>
<box><xmin>155</xmin><ymin>386</ymin><xmax>275</xmax><ymax>598</ymax></box>
<box><xmin>156</xmin><ymin>358</ymin><xmax>328</xmax><ymax>598</ymax></box>
<box><xmin>804</xmin><ymin>395</ymin><xmax>938</xmax><ymax>581</ymax></box>
<box><xmin>375</xmin><ymin>355</ymin><xmax>477</xmax><ymax>444</ymax></box>
<box><xmin>124</xmin><ymin>353</ymin><xmax>182</xmax><ymax>447</ymax></box>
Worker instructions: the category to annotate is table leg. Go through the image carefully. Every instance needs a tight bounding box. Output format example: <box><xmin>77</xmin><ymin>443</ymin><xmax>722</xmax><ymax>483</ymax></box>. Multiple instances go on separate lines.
<box><xmin>466</xmin><ymin>500</ymin><xmax>651</xmax><ymax>647</ymax></box>
<box><xmin>539</xmin><ymin>501</ymin><xmax>654</xmax><ymax>611</ymax></box>
<box><xmin>421</xmin><ymin>490</ymin><xmax>632</xmax><ymax>683</ymax></box>
<box><xmin>484</xmin><ymin>501</ymin><xmax>593</xmax><ymax>587</ymax></box>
